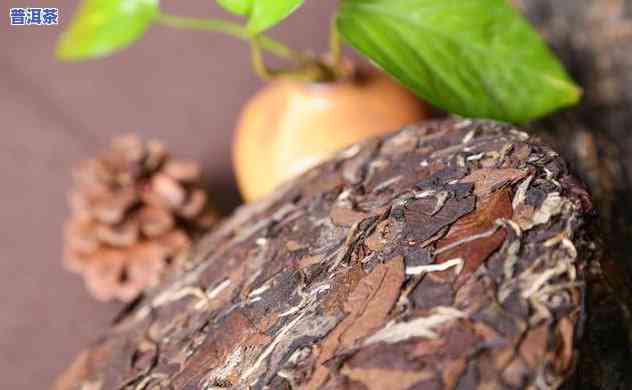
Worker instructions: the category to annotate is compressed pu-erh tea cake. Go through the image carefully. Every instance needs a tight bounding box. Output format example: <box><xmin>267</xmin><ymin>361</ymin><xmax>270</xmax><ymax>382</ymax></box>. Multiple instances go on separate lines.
<box><xmin>56</xmin><ymin>119</ymin><xmax>594</xmax><ymax>390</ymax></box>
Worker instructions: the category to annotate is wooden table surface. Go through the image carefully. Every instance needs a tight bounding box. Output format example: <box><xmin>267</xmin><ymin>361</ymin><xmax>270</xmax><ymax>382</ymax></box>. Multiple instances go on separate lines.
<box><xmin>0</xmin><ymin>2</ymin><xmax>334</xmax><ymax>388</ymax></box>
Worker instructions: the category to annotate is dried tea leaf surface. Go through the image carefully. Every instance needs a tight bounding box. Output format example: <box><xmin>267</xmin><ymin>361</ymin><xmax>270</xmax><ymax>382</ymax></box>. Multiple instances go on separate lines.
<box><xmin>55</xmin><ymin>119</ymin><xmax>593</xmax><ymax>390</ymax></box>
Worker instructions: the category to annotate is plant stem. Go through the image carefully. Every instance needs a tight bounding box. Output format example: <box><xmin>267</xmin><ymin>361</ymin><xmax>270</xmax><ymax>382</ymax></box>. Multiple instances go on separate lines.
<box><xmin>250</xmin><ymin>40</ymin><xmax>273</xmax><ymax>81</ymax></box>
<box><xmin>329</xmin><ymin>16</ymin><xmax>343</xmax><ymax>71</ymax></box>
<box><xmin>155</xmin><ymin>12</ymin><xmax>346</xmax><ymax>83</ymax></box>
<box><xmin>154</xmin><ymin>12</ymin><xmax>305</xmax><ymax>62</ymax></box>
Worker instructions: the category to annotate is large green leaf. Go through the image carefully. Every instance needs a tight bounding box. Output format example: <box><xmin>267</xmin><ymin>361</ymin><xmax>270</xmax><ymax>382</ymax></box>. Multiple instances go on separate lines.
<box><xmin>56</xmin><ymin>0</ymin><xmax>158</xmax><ymax>61</ymax></box>
<box><xmin>217</xmin><ymin>0</ymin><xmax>304</xmax><ymax>33</ymax></box>
<box><xmin>337</xmin><ymin>0</ymin><xmax>581</xmax><ymax>123</ymax></box>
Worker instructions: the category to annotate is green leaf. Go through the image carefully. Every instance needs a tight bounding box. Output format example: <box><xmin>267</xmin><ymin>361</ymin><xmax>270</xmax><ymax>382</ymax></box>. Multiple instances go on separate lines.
<box><xmin>337</xmin><ymin>0</ymin><xmax>581</xmax><ymax>123</ymax></box>
<box><xmin>217</xmin><ymin>0</ymin><xmax>305</xmax><ymax>33</ymax></box>
<box><xmin>247</xmin><ymin>0</ymin><xmax>304</xmax><ymax>33</ymax></box>
<box><xmin>56</xmin><ymin>0</ymin><xmax>158</xmax><ymax>61</ymax></box>
<box><xmin>217</xmin><ymin>0</ymin><xmax>252</xmax><ymax>15</ymax></box>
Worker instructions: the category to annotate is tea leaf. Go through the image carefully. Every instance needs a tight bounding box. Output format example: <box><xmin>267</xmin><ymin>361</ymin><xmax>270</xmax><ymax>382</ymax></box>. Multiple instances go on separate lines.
<box><xmin>57</xmin><ymin>0</ymin><xmax>158</xmax><ymax>60</ymax></box>
<box><xmin>337</xmin><ymin>0</ymin><xmax>581</xmax><ymax>122</ymax></box>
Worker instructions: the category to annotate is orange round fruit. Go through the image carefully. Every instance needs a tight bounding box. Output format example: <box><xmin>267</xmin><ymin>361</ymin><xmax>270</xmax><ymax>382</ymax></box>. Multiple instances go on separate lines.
<box><xmin>232</xmin><ymin>70</ymin><xmax>431</xmax><ymax>201</ymax></box>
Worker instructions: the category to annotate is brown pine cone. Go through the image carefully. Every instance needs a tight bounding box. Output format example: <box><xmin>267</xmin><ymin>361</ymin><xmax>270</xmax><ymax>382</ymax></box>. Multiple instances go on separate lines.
<box><xmin>63</xmin><ymin>134</ymin><xmax>218</xmax><ymax>302</ymax></box>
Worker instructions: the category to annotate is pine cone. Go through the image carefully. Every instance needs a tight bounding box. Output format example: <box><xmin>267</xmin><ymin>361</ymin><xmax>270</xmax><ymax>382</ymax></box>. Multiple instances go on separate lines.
<box><xmin>64</xmin><ymin>134</ymin><xmax>217</xmax><ymax>302</ymax></box>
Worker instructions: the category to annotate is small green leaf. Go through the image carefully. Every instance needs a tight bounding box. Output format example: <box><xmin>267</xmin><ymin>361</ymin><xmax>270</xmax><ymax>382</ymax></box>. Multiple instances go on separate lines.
<box><xmin>217</xmin><ymin>0</ymin><xmax>305</xmax><ymax>33</ymax></box>
<box><xmin>337</xmin><ymin>0</ymin><xmax>581</xmax><ymax>123</ymax></box>
<box><xmin>247</xmin><ymin>0</ymin><xmax>304</xmax><ymax>33</ymax></box>
<box><xmin>56</xmin><ymin>0</ymin><xmax>158</xmax><ymax>61</ymax></box>
<box><xmin>217</xmin><ymin>0</ymin><xmax>252</xmax><ymax>16</ymax></box>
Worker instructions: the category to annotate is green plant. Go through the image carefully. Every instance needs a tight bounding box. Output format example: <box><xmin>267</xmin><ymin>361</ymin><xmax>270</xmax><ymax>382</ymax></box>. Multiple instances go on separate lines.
<box><xmin>56</xmin><ymin>0</ymin><xmax>581</xmax><ymax>123</ymax></box>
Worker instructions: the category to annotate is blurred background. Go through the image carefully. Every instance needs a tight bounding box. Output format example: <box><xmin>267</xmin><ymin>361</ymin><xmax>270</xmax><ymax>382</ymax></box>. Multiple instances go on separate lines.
<box><xmin>1</xmin><ymin>1</ymin><xmax>337</xmax><ymax>388</ymax></box>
